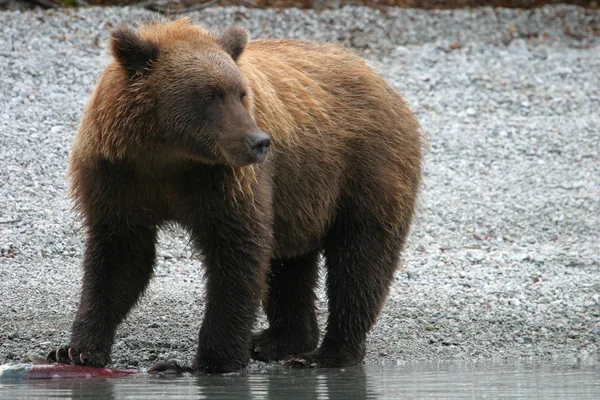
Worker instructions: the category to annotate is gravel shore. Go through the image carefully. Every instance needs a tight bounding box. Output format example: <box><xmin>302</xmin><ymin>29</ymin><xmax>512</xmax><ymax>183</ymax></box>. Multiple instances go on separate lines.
<box><xmin>0</xmin><ymin>5</ymin><xmax>599</xmax><ymax>370</ymax></box>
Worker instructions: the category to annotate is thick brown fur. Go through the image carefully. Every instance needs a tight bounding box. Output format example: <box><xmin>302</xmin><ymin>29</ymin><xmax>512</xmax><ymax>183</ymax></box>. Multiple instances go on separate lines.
<box><xmin>47</xmin><ymin>18</ymin><xmax>423</xmax><ymax>373</ymax></box>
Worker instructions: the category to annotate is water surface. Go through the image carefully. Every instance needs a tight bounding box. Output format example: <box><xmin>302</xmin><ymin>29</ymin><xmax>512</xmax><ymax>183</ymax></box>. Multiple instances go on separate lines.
<box><xmin>2</xmin><ymin>359</ymin><xmax>598</xmax><ymax>399</ymax></box>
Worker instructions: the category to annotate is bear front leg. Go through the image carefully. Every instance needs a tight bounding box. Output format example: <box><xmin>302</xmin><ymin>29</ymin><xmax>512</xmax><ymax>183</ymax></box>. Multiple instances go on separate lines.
<box><xmin>188</xmin><ymin>212</ymin><xmax>272</xmax><ymax>374</ymax></box>
<box><xmin>46</xmin><ymin>222</ymin><xmax>157</xmax><ymax>367</ymax></box>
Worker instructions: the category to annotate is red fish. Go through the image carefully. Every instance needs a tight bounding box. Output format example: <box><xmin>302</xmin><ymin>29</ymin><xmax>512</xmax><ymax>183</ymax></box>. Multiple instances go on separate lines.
<box><xmin>0</xmin><ymin>363</ymin><xmax>139</xmax><ymax>380</ymax></box>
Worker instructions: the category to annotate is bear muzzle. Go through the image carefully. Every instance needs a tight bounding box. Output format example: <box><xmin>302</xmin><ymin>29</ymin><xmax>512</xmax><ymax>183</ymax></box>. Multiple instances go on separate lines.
<box><xmin>245</xmin><ymin>132</ymin><xmax>271</xmax><ymax>163</ymax></box>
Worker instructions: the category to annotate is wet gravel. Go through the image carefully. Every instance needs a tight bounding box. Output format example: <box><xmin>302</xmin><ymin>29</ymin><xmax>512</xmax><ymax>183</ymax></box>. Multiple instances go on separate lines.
<box><xmin>0</xmin><ymin>5</ymin><xmax>599</xmax><ymax>370</ymax></box>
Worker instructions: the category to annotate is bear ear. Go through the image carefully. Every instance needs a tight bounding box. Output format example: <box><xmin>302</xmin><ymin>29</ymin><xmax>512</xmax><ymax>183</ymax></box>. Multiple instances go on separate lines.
<box><xmin>217</xmin><ymin>25</ymin><xmax>248</xmax><ymax>62</ymax></box>
<box><xmin>110</xmin><ymin>27</ymin><xmax>160</xmax><ymax>76</ymax></box>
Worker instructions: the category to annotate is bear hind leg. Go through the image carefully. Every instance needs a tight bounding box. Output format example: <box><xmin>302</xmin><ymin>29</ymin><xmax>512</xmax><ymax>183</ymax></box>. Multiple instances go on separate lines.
<box><xmin>251</xmin><ymin>252</ymin><xmax>320</xmax><ymax>362</ymax></box>
<box><xmin>287</xmin><ymin>206</ymin><xmax>409</xmax><ymax>368</ymax></box>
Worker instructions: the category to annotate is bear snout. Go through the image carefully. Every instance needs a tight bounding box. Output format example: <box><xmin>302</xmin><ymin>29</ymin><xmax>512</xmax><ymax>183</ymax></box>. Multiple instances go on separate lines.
<box><xmin>245</xmin><ymin>132</ymin><xmax>271</xmax><ymax>163</ymax></box>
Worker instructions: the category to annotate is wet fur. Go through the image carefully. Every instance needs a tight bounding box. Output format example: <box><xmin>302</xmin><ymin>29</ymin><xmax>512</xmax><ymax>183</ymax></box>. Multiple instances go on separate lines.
<box><xmin>61</xmin><ymin>18</ymin><xmax>423</xmax><ymax>373</ymax></box>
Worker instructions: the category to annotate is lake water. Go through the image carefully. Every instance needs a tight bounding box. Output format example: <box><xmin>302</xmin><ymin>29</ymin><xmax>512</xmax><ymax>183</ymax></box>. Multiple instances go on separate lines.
<box><xmin>1</xmin><ymin>359</ymin><xmax>599</xmax><ymax>399</ymax></box>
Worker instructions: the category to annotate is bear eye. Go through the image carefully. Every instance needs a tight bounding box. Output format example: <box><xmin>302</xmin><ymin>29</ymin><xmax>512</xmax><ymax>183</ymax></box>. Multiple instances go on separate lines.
<box><xmin>203</xmin><ymin>93</ymin><xmax>216</xmax><ymax>103</ymax></box>
<box><xmin>240</xmin><ymin>91</ymin><xmax>247</xmax><ymax>101</ymax></box>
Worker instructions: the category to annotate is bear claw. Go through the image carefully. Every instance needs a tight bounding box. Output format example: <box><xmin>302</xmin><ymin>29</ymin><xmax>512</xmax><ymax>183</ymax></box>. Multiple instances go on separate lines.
<box><xmin>45</xmin><ymin>349</ymin><xmax>57</xmax><ymax>363</ymax></box>
<box><xmin>284</xmin><ymin>357</ymin><xmax>317</xmax><ymax>369</ymax></box>
<box><xmin>45</xmin><ymin>346</ymin><xmax>70</xmax><ymax>364</ymax></box>
<box><xmin>148</xmin><ymin>361</ymin><xmax>194</xmax><ymax>375</ymax></box>
<box><xmin>67</xmin><ymin>347</ymin><xmax>86</xmax><ymax>364</ymax></box>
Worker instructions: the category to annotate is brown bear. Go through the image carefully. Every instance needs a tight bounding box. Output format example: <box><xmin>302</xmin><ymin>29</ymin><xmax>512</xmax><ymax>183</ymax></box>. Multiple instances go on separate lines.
<box><xmin>45</xmin><ymin>18</ymin><xmax>423</xmax><ymax>374</ymax></box>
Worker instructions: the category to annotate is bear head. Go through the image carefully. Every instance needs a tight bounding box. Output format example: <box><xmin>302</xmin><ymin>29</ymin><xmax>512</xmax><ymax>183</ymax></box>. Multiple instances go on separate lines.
<box><xmin>106</xmin><ymin>19</ymin><xmax>270</xmax><ymax>167</ymax></box>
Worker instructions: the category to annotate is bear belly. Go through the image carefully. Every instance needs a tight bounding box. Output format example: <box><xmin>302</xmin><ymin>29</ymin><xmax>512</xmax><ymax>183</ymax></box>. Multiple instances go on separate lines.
<box><xmin>270</xmin><ymin>158</ymin><xmax>343</xmax><ymax>259</ymax></box>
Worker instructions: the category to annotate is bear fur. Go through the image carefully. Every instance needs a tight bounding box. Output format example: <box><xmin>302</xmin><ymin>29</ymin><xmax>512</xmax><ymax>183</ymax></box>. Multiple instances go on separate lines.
<box><xmin>46</xmin><ymin>18</ymin><xmax>423</xmax><ymax>373</ymax></box>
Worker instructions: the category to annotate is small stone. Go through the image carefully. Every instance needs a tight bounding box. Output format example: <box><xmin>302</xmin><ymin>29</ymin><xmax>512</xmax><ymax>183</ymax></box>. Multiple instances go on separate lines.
<box><xmin>441</xmin><ymin>338</ymin><xmax>458</xmax><ymax>346</ymax></box>
<box><xmin>146</xmin><ymin>322</ymin><xmax>160</xmax><ymax>329</ymax></box>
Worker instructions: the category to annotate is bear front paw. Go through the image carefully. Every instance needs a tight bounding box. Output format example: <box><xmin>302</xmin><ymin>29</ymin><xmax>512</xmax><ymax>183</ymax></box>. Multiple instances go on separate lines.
<box><xmin>192</xmin><ymin>348</ymin><xmax>250</xmax><ymax>374</ymax></box>
<box><xmin>148</xmin><ymin>361</ymin><xmax>194</xmax><ymax>375</ymax></box>
<box><xmin>45</xmin><ymin>345</ymin><xmax>111</xmax><ymax>367</ymax></box>
<box><xmin>284</xmin><ymin>348</ymin><xmax>363</xmax><ymax>369</ymax></box>
<box><xmin>149</xmin><ymin>358</ymin><xmax>244</xmax><ymax>375</ymax></box>
<box><xmin>251</xmin><ymin>328</ymin><xmax>318</xmax><ymax>363</ymax></box>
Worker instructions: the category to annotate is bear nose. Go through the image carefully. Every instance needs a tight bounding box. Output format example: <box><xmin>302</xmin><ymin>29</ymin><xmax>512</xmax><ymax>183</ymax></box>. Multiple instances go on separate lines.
<box><xmin>245</xmin><ymin>132</ymin><xmax>271</xmax><ymax>161</ymax></box>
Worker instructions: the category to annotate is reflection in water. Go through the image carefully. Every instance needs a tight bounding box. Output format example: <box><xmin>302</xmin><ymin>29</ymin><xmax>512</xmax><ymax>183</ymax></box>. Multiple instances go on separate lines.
<box><xmin>256</xmin><ymin>367</ymin><xmax>371</xmax><ymax>399</ymax></box>
<box><xmin>1</xmin><ymin>360</ymin><xmax>599</xmax><ymax>399</ymax></box>
<box><xmin>0</xmin><ymin>366</ymin><xmax>373</xmax><ymax>400</ymax></box>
